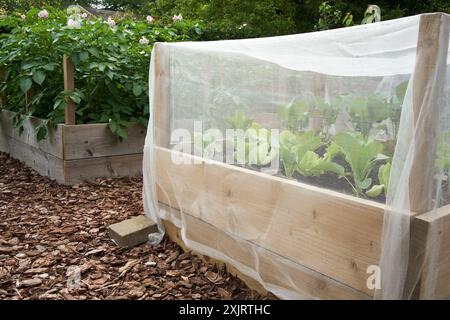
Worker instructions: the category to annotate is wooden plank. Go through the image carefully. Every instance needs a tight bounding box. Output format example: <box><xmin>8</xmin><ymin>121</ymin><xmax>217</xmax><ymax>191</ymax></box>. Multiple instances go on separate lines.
<box><xmin>3</xmin><ymin>136</ymin><xmax>65</xmax><ymax>183</ymax></box>
<box><xmin>63</xmin><ymin>55</ymin><xmax>76</xmax><ymax>125</ymax></box>
<box><xmin>154</xmin><ymin>146</ymin><xmax>386</xmax><ymax>295</ymax></box>
<box><xmin>0</xmin><ymin>110</ymin><xmax>63</xmax><ymax>158</ymax></box>
<box><xmin>0</xmin><ymin>113</ymin><xmax>10</xmax><ymax>153</ymax></box>
<box><xmin>414</xmin><ymin>204</ymin><xmax>450</xmax><ymax>299</ymax></box>
<box><xmin>153</xmin><ymin>43</ymin><xmax>171</xmax><ymax>147</ymax></box>
<box><xmin>409</xmin><ymin>13</ymin><xmax>449</xmax><ymax>213</ymax></box>
<box><xmin>64</xmin><ymin>153</ymin><xmax>143</xmax><ymax>184</ymax></box>
<box><xmin>62</xmin><ymin>123</ymin><xmax>146</xmax><ymax>160</ymax></box>
<box><xmin>25</xmin><ymin>88</ymin><xmax>33</xmax><ymax>113</ymax></box>
<box><xmin>162</xmin><ymin>205</ymin><xmax>370</xmax><ymax>300</ymax></box>
<box><xmin>0</xmin><ymin>66</ymin><xmax>6</xmax><ymax>107</ymax></box>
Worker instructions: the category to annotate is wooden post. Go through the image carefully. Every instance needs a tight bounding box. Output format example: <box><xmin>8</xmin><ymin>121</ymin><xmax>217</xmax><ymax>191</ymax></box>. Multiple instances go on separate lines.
<box><xmin>63</xmin><ymin>54</ymin><xmax>76</xmax><ymax>125</ymax></box>
<box><xmin>25</xmin><ymin>88</ymin><xmax>33</xmax><ymax>113</ymax></box>
<box><xmin>153</xmin><ymin>44</ymin><xmax>171</xmax><ymax>148</ymax></box>
<box><xmin>0</xmin><ymin>66</ymin><xmax>5</xmax><ymax>107</ymax></box>
<box><xmin>409</xmin><ymin>13</ymin><xmax>449</xmax><ymax>214</ymax></box>
<box><xmin>405</xmin><ymin>13</ymin><xmax>449</xmax><ymax>299</ymax></box>
<box><xmin>310</xmin><ymin>73</ymin><xmax>325</xmax><ymax>131</ymax></box>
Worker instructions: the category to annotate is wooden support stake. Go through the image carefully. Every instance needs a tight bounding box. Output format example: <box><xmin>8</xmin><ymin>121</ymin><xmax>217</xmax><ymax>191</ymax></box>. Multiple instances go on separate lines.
<box><xmin>63</xmin><ymin>54</ymin><xmax>76</xmax><ymax>125</ymax></box>
<box><xmin>409</xmin><ymin>13</ymin><xmax>449</xmax><ymax>214</ymax></box>
<box><xmin>25</xmin><ymin>88</ymin><xmax>33</xmax><ymax>113</ymax></box>
<box><xmin>310</xmin><ymin>73</ymin><xmax>325</xmax><ymax>131</ymax></box>
<box><xmin>153</xmin><ymin>44</ymin><xmax>171</xmax><ymax>147</ymax></box>
<box><xmin>405</xmin><ymin>13</ymin><xmax>449</xmax><ymax>299</ymax></box>
<box><xmin>0</xmin><ymin>67</ymin><xmax>6</xmax><ymax>108</ymax></box>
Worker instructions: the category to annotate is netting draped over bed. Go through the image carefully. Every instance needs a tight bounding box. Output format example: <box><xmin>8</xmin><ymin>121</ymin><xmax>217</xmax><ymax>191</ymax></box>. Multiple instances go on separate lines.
<box><xmin>143</xmin><ymin>13</ymin><xmax>450</xmax><ymax>299</ymax></box>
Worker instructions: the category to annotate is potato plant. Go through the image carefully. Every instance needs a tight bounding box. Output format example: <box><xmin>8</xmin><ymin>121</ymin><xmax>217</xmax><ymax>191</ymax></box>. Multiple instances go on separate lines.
<box><xmin>0</xmin><ymin>8</ymin><xmax>204</xmax><ymax>139</ymax></box>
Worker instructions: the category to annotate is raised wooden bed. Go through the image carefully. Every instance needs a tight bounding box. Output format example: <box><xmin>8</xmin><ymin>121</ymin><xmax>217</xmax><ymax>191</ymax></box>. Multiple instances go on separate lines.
<box><xmin>154</xmin><ymin>147</ymin><xmax>450</xmax><ymax>299</ymax></box>
<box><xmin>0</xmin><ymin>109</ymin><xmax>145</xmax><ymax>184</ymax></box>
<box><xmin>0</xmin><ymin>56</ymin><xmax>146</xmax><ymax>184</ymax></box>
<box><xmin>148</xmin><ymin>14</ymin><xmax>450</xmax><ymax>299</ymax></box>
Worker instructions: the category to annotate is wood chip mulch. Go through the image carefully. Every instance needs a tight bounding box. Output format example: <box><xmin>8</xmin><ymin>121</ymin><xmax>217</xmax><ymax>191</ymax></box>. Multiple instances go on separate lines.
<box><xmin>0</xmin><ymin>152</ymin><xmax>276</xmax><ymax>300</ymax></box>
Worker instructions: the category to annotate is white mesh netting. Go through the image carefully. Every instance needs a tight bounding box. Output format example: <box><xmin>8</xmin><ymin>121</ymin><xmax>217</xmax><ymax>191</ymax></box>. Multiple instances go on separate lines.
<box><xmin>143</xmin><ymin>13</ymin><xmax>450</xmax><ymax>299</ymax></box>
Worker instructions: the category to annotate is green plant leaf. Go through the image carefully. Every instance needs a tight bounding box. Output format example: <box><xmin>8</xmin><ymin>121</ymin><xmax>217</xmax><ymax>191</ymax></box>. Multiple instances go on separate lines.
<box><xmin>132</xmin><ymin>83</ymin><xmax>143</xmax><ymax>97</ymax></box>
<box><xmin>117</xmin><ymin>126</ymin><xmax>128</xmax><ymax>140</ymax></box>
<box><xmin>366</xmin><ymin>184</ymin><xmax>384</xmax><ymax>197</ymax></box>
<box><xmin>35</xmin><ymin>125</ymin><xmax>47</xmax><ymax>141</ymax></box>
<box><xmin>333</xmin><ymin>132</ymin><xmax>385</xmax><ymax>195</ymax></box>
<box><xmin>20</xmin><ymin>77</ymin><xmax>32</xmax><ymax>93</ymax></box>
<box><xmin>32</xmin><ymin>70</ymin><xmax>46</xmax><ymax>85</ymax></box>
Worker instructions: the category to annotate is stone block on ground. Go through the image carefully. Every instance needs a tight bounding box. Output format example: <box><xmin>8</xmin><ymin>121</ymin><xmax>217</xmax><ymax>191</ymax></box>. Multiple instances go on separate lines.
<box><xmin>108</xmin><ymin>215</ymin><xmax>158</xmax><ymax>248</ymax></box>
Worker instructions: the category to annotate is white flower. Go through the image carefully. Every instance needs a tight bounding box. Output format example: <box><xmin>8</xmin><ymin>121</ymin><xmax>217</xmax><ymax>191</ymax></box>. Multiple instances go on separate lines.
<box><xmin>172</xmin><ymin>14</ymin><xmax>183</xmax><ymax>22</ymax></box>
<box><xmin>67</xmin><ymin>18</ymin><xmax>81</xmax><ymax>29</ymax></box>
<box><xmin>146</xmin><ymin>15</ymin><xmax>154</xmax><ymax>23</ymax></box>
<box><xmin>139</xmin><ymin>36</ymin><xmax>149</xmax><ymax>45</ymax></box>
<box><xmin>38</xmin><ymin>9</ymin><xmax>49</xmax><ymax>19</ymax></box>
<box><xmin>21</xmin><ymin>14</ymin><xmax>26</xmax><ymax>21</ymax></box>
<box><xmin>81</xmin><ymin>13</ymin><xmax>88</xmax><ymax>19</ymax></box>
<box><xmin>107</xmin><ymin>17</ymin><xmax>116</xmax><ymax>27</ymax></box>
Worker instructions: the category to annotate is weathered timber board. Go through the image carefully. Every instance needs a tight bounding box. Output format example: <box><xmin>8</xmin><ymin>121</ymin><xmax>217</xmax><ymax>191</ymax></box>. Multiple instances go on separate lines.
<box><xmin>154</xmin><ymin>146</ymin><xmax>385</xmax><ymax>295</ymax></box>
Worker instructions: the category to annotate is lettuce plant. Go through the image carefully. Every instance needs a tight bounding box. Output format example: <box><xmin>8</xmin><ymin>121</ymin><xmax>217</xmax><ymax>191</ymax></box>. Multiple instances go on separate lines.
<box><xmin>332</xmin><ymin>132</ymin><xmax>387</xmax><ymax>195</ymax></box>
<box><xmin>296</xmin><ymin>150</ymin><xmax>345</xmax><ymax>177</ymax></box>
<box><xmin>279</xmin><ymin>130</ymin><xmax>322</xmax><ymax>177</ymax></box>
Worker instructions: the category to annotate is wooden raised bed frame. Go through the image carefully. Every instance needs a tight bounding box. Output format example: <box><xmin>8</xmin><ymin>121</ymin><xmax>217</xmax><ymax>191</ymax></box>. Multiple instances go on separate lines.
<box><xmin>0</xmin><ymin>56</ymin><xmax>145</xmax><ymax>184</ymax></box>
<box><xmin>151</xmin><ymin>13</ymin><xmax>450</xmax><ymax>299</ymax></box>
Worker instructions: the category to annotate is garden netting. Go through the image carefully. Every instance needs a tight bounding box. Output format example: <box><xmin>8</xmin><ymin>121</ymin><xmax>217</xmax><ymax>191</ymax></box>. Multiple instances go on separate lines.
<box><xmin>143</xmin><ymin>13</ymin><xmax>450</xmax><ymax>299</ymax></box>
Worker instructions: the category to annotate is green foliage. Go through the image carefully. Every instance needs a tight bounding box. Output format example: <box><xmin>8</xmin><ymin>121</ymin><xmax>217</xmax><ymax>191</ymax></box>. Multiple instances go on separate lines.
<box><xmin>296</xmin><ymin>150</ymin><xmax>345</xmax><ymax>177</ymax></box>
<box><xmin>332</xmin><ymin>132</ymin><xmax>387</xmax><ymax>195</ymax></box>
<box><xmin>436</xmin><ymin>131</ymin><xmax>450</xmax><ymax>172</ymax></box>
<box><xmin>314</xmin><ymin>96</ymin><xmax>341</xmax><ymax>138</ymax></box>
<box><xmin>278</xmin><ymin>99</ymin><xmax>309</xmax><ymax>132</ymax></box>
<box><xmin>147</xmin><ymin>0</ymin><xmax>296</xmax><ymax>40</ymax></box>
<box><xmin>366</xmin><ymin>162</ymin><xmax>391</xmax><ymax>197</ymax></box>
<box><xmin>235</xmin><ymin>123</ymin><xmax>277</xmax><ymax>166</ymax></box>
<box><xmin>0</xmin><ymin>7</ymin><xmax>203</xmax><ymax>139</ymax></box>
<box><xmin>279</xmin><ymin>130</ymin><xmax>322</xmax><ymax>177</ymax></box>
<box><xmin>314</xmin><ymin>1</ymin><xmax>346</xmax><ymax>31</ymax></box>
<box><xmin>225</xmin><ymin>109</ymin><xmax>253</xmax><ymax>130</ymax></box>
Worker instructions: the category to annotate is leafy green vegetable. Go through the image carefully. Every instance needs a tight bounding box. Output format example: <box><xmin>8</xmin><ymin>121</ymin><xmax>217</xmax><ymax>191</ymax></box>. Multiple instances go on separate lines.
<box><xmin>225</xmin><ymin>109</ymin><xmax>253</xmax><ymax>130</ymax></box>
<box><xmin>279</xmin><ymin>130</ymin><xmax>322</xmax><ymax>177</ymax></box>
<box><xmin>234</xmin><ymin>123</ymin><xmax>277</xmax><ymax>166</ymax></box>
<box><xmin>366</xmin><ymin>162</ymin><xmax>391</xmax><ymax>197</ymax></box>
<box><xmin>314</xmin><ymin>96</ymin><xmax>341</xmax><ymax>139</ymax></box>
<box><xmin>278</xmin><ymin>99</ymin><xmax>309</xmax><ymax>132</ymax></box>
<box><xmin>296</xmin><ymin>150</ymin><xmax>345</xmax><ymax>177</ymax></box>
<box><xmin>333</xmin><ymin>132</ymin><xmax>387</xmax><ymax>195</ymax></box>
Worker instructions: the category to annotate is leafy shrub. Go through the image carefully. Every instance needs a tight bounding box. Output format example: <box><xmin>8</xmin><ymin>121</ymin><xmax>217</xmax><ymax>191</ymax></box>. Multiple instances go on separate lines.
<box><xmin>0</xmin><ymin>9</ymin><xmax>201</xmax><ymax>138</ymax></box>
<box><xmin>147</xmin><ymin>0</ymin><xmax>297</xmax><ymax>40</ymax></box>
<box><xmin>0</xmin><ymin>7</ymin><xmax>203</xmax><ymax>139</ymax></box>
